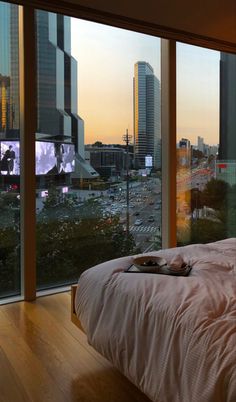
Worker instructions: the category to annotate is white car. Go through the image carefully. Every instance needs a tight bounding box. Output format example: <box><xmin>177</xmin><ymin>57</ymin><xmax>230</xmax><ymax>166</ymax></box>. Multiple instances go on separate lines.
<box><xmin>134</xmin><ymin>219</ymin><xmax>143</xmax><ymax>226</ymax></box>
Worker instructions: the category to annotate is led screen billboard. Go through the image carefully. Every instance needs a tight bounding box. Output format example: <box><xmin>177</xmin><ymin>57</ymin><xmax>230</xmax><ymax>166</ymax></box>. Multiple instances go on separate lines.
<box><xmin>145</xmin><ymin>155</ymin><xmax>153</xmax><ymax>168</ymax></box>
<box><xmin>0</xmin><ymin>141</ymin><xmax>20</xmax><ymax>175</ymax></box>
<box><xmin>0</xmin><ymin>141</ymin><xmax>75</xmax><ymax>175</ymax></box>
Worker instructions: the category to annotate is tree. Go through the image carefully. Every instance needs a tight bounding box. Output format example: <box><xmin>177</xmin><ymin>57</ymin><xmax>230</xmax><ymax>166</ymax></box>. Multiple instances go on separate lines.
<box><xmin>177</xmin><ymin>218</ymin><xmax>227</xmax><ymax>246</ymax></box>
<box><xmin>202</xmin><ymin>178</ymin><xmax>230</xmax><ymax>211</ymax></box>
<box><xmin>36</xmin><ymin>189</ymin><xmax>138</xmax><ymax>287</ymax></box>
<box><xmin>192</xmin><ymin>149</ymin><xmax>204</xmax><ymax>160</ymax></box>
<box><xmin>92</xmin><ymin>141</ymin><xmax>103</xmax><ymax>147</ymax></box>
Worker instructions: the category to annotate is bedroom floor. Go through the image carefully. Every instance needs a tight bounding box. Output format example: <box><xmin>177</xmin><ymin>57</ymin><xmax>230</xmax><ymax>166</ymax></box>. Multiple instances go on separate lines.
<box><xmin>0</xmin><ymin>292</ymin><xmax>150</xmax><ymax>402</ymax></box>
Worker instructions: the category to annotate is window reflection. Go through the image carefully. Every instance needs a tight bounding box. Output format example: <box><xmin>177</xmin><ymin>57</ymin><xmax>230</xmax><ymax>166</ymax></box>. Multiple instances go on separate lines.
<box><xmin>177</xmin><ymin>44</ymin><xmax>236</xmax><ymax>245</ymax></box>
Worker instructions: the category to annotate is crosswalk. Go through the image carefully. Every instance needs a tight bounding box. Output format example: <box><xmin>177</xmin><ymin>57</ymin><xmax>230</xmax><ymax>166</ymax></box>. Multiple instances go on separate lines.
<box><xmin>130</xmin><ymin>225</ymin><xmax>160</xmax><ymax>234</ymax></box>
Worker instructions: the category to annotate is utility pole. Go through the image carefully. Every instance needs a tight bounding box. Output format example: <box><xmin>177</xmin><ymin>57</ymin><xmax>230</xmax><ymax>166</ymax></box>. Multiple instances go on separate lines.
<box><xmin>123</xmin><ymin>129</ymin><xmax>132</xmax><ymax>239</ymax></box>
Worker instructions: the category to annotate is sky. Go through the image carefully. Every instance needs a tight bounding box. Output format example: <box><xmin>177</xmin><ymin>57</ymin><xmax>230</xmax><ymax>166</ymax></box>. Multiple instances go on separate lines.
<box><xmin>71</xmin><ymin>18</ymin><xmax>220</xmax><ymax>146</ymax></box>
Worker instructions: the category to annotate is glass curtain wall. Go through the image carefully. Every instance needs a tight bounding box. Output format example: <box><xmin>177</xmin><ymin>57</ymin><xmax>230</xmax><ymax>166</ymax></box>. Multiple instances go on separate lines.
<box><xmin>35</xmin><ymin>12</ymin><xmax>162</xmax><ymax>290</ymax></box>
<box><xmin>0</xmin><ymin>1</ymin><xmax>21</xmax><ymax>299</ymax></box>
<box><xmin>176</xmin><ymin>43</ymin><xmax>236</xmax><ymax>245</ymax></box>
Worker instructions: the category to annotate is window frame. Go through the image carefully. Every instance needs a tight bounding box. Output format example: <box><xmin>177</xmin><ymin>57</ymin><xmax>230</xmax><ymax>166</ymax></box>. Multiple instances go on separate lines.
<box><xmin>1</xmin><ymin>0</ymin><xmax>234</xmax><ymax>303</ymax></box>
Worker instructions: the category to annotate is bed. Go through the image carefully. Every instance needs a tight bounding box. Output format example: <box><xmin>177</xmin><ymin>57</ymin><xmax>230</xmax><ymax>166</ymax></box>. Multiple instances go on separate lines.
<box><xmin>72</xmin><ymin>238</ymin><xmax>236</xmax><ymax>402</ymax></box>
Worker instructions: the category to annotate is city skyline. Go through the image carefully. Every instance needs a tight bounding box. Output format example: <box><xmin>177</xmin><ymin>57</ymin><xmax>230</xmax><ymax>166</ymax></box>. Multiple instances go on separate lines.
<box><xmin>71</xmin><ymin>18</ymin><xmax>220</xmax><ymax>146</ymax></box>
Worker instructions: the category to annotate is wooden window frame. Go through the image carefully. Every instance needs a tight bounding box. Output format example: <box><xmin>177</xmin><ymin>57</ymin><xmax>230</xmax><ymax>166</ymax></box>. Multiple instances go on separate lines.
<box><xmin>6</xmin><ymin>0</ymin><xmax>232</xmax><ymax>302</ymax></box>
<box><xmin>1</xmin><ymin>3</ymin><xmax>178</xmax><ymax>302</ymax></box>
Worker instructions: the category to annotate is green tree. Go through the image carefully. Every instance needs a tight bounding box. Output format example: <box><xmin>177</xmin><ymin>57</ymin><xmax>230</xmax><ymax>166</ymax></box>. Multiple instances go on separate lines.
<box><xmin>177</xmin><ymin>218</ymin><xmax>227</xmax><ymax>246</ymax></box>
<box><xmin>202</xmin><ymin>178</ymin><xmax>230</xmax><ymax>210</ymax></box>
<box><xmin>36</xmin><ymin>189</ymin><xmax>138</xmax><ymax>287</ymax></box>
<box><xmin>92</xmin><ymin>141</ymin><xmax>103</xmax><ymax>147</ymax></box>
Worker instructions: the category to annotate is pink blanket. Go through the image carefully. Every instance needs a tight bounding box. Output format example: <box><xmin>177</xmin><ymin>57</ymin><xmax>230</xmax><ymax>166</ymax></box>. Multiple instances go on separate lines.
<box><xmin>75</xmin><ymin>238</ymin><xmax>236</xmax><ymax>402</ymax></box>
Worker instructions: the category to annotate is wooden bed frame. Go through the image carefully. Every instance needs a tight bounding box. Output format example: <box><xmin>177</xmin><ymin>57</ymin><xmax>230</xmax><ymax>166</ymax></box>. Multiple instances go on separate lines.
<box><xmin>71</xmin><ymin>284</ymin><xmax>85</xmax><ymax>332</ymax></box>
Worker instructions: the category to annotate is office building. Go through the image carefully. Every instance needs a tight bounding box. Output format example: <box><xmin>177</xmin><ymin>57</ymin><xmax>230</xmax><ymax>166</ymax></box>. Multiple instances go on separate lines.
<box><xmin>197</xmin><ymin>136</ymin><xmax>204</xmax><ymax>153</ymax></box>
<box><xmin>0</xmin><ymin>6</ymin><xmax>89</xmax><ymax>185</ymax></box>
<box><xmin>0</xmin><ymin>2</ymin><xmax>19</xmax><ymax>137</ymax></box>
<box><xmin>85</xmin><ymin>145</ymin><xmax>127</xmax><ymax>180</ymax></box>
<box><xmin>177</xmin><ymin>138</ymin><xmax>191</xmax><ymax>167</ymax></box>
<box><xmin>219</xmin><ymin>52</ymin><xmax>236</xmax><ymax>160</ymax></box>
<box><xmin>133</xmin><ymin>61</ymin><xmax>161</xmax><ymax>169</ymax></box>
<box><xmin>36</xmin><ymin>11</ymin><xmax>81</xmax><ymax>149</ymax></box>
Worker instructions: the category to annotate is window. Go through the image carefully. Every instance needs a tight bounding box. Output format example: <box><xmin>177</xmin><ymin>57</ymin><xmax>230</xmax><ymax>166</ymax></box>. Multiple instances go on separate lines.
<box><xmin>1</xmin><ymin>3</ymin><xmax>234</xmax><ymax>301</ymax></box>
<box><xmin>176</xmin><ymin>43</ymin><xmax>236</xmax><ymax>245</ymax></box>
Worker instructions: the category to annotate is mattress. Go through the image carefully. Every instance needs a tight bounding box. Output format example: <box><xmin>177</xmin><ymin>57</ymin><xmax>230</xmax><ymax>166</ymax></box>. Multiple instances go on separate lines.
<box><xmin>75</xmin><ymin>238</ymin><xmax>236</xmax><ymax>402</ymax></box>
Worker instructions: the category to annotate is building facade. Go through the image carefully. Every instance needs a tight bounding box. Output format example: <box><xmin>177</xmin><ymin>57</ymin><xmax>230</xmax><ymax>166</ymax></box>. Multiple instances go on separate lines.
<box><xmin>0</xmin><ymin>6</ymin><xmax>88</xmax><ymax>186</ymax></box>
<box><xmin>0</xmin><ymin>2</ymin><xmax>19</xmax><ymax>138</ymax></box>
<box><xmin>219</xmin><ymin>53</ymin><xmax>236</xmax><ymax>161</ymax></box>
<box><xmin>36</xmin><ymin>10</ymin><xmax>82</xmax><ymax>151</ymax></box>
<box><xmin>85</xmin><ymin>146</ymin><xmax>127</xmax><ymax>180</ymax></box>
<box><xmin>177</xmin><ymin>138</ymin><xmax>191</xmax><ymax>168</ymax></box>
<box><xmin>133</xmin><ymin>61</ymin><xmax>161</xmax><ymax>169</ymax></box>
<box><xmin>216</xmin><ymin>161</ymin><xmax>236</xmax><ymax>186</ymax></box>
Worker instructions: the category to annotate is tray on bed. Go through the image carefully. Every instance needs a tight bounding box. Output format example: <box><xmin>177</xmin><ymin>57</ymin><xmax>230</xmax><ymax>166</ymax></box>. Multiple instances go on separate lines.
<box><xmin>125</xmin><ymin>263</ymin><xmax>192</xmax><ymax>276</ymax></box>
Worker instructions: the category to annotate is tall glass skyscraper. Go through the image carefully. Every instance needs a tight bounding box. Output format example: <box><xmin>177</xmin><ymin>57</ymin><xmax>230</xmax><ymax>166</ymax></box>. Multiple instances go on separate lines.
<box><xmin>36</xmin><ymin>11</ymin><xmax>80</xmax><ymax>150</ymax></box>
<box><xmin>219</xmin><ymin>52</ymin><xmax>236</xmax><ymax>160</ymax></box>
<box><xmin>0</xmin><ymin>5</ymin><xmax>81</xmax><ymax>150</ymax></box>
<box><xmin>133</xmin><ymin>61</ymin><xmax>161</xmax><ymax>169</ymax></box>
<box><xmin>0</xmin><ymin>2</ymin><xmax>19</xmax><ymax>137</ymax></box>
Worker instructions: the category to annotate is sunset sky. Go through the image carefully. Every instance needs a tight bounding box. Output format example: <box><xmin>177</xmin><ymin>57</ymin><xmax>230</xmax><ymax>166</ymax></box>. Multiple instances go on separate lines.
<box><xmin>71</xmin><ymin>18</ymin><xmax>219</xmax><ymax>146</ymax></box>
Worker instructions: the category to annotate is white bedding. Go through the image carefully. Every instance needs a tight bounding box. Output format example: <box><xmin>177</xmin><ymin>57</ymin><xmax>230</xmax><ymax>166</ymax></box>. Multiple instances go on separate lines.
<box><xmin>75</xmin><ymin>238</ymin><xmax>236</xmax><ymax>402</ymax></box>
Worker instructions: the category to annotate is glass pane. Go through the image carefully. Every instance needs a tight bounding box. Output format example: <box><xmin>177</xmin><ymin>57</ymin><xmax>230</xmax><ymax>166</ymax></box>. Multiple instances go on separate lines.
<box><xmin>176</xmin><ymin>43</ymin><xmax>236</xmax><ymax>245</ymax></box>
<box><xmin>0</xmin><ymin>1</ymin><xmax>21</xmax><ymax>299</ymax></box>
<box><xmin>36</xmin><ymin>12</ymin><xmax>162</xmax><ymax>290</ymax></box>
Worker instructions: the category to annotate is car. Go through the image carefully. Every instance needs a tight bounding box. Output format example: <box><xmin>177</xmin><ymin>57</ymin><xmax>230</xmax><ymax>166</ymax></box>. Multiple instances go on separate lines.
<box><xmin>134</xmin><ymin>211</ymin><xmax>140</xmax><ymax>216</ymax></box>
<box><xmin>148</xmin><ymin>216</ymin><xmax>155</xmax><ymax>222</ymax></box>
<box><xmin>134</xmin><ymin>219</ymin><xmax>143</xmax><ymax>226</ymax></box>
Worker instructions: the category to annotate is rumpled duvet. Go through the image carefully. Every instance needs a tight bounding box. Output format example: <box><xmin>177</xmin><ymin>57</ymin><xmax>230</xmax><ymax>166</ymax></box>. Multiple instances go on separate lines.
<box><xmin>75</xmin><ymin>238</ymin><xmax>236</xmax><ymax>402</ymax></box>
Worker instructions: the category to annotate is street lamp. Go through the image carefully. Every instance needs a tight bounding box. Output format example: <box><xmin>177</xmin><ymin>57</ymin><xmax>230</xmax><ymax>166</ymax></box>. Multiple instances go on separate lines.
<box><xmin>123</xmin><ymin>129</ymin><xmax>132</xmax><ymax>239</ymax></box>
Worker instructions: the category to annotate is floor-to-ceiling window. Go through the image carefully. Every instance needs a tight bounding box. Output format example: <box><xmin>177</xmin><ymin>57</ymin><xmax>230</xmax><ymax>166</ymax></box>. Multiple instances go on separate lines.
<box><xmin>1</xmin><ymin>3</ymin><xmax>235</xmax><ymax>301</ymax></box>
<box><xmin>176</xmin><ymin>43</ymin><xmax>236</xmax><ymax>245</ymax></box>
<box><xmin>0</xmin><ymin>1</ymin><xmax>21</xmax><ymax>299</ymax></box>
<box><xmin>35</xmin><ymin>12</ymin><xmax>162</xmax><ymax>290</ymax></box>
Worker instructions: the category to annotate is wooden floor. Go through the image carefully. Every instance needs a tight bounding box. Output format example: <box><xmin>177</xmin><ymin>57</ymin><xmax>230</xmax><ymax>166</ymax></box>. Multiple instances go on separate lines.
<box><xmin>0</xmin><ymin>292</ymin><xmax>150</xmax><ymax>402</ymax></box>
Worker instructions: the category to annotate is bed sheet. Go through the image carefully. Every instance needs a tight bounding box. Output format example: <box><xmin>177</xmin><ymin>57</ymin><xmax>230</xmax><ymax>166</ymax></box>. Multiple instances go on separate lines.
<box><xmin>75</xmin><ymin>238</ymin><xmax>236</xmax><ymax>402</ymax></box>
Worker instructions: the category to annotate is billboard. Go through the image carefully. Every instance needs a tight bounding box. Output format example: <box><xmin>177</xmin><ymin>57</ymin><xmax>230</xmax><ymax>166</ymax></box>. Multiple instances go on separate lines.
<box><xmin>0</xmin><ymin>141</ymin><xmax>75</xmax><ymax>176</ymax></box>
<box><xmin>0</xmin><ymin>141</ymin><xmax>20</xmax><ymax>175</ymax></box>
<box><xmin>145</xmin><ymin>155</ymin><xmax>153</xmax><ymax>168</ymax></box>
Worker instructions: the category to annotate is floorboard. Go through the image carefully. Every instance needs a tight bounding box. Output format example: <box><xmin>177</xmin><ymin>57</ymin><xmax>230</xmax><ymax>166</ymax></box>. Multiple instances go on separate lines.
<box><xmin>0</xmin><ymin>292</ymin><xmax>150</xmax><ymax>402</ymax></box>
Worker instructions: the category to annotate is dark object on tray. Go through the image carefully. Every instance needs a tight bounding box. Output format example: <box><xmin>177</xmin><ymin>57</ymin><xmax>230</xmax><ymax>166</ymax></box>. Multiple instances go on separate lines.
<box><xmin>125</xmin><ymin>255</ymin><xmax>192</xmax><ymax>276</ymax></box>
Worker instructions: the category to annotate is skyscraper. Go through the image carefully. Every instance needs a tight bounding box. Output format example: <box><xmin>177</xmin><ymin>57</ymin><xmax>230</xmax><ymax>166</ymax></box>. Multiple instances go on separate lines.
<box><xmin>219</xmin><ymin>52</ymin><xmax>236</xmax><ymax>160</ymax></box>
<box><xmin>36</xmin><ymin>11</ymin><xmax>81</xmax><ymax>151</ymax></box>
<box><xmin>0</xmin><ymin>2</ymin><xmax>19</xmax><ymax>137</ymax></box>
<box><xmin>0</xmin><ymin>6</ymin><xmax>82</xmax><ymax>150</ymax></box>
<box><xmin>133</xmin><ymin>61</ymin><xmax>161</xmax><ymax>169</ymax></box>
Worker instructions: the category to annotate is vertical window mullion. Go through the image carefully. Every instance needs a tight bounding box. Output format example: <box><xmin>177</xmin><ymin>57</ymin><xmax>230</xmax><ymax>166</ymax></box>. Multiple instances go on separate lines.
<box><xmin>19</xmin><ymin>5</ymin><xmax>36</xmax><ymax>301</ymax></box>
<box><xmin>161</xmin><ymin>39</ymin><xmax>177</xmax><ymax>248</ymax></box>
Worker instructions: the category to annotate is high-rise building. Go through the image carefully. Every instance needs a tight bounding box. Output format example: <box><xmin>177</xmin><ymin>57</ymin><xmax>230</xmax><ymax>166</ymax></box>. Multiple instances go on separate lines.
<box><xmin>36</xmin><ymin>11</ymin><xmax>81</xmax><ymax>151</ymax></box>
<box><xmin>219</xmin><ymin>53</ymin><xmax>236</xmax><ymax>160</ymax></box>
<box><xmin>197</xmin><ymin>136</ymin><xmax>204</xmax><ymax>153</ymax></box>
<box><xmin>133</xmin><ymin>61</ymin><xmax>161</xmax><ymax>169</ymax></box>
<box><xmin>0</xmin><ymin>2</ymin><xmax>19</xmax><ymax>137</ymax></box>
<box><xmin>177</xmin><ymin>138</ymin><xmax>191</xmax><ymax>168</ymax></box>
<box><xmin>0</xmin><ymin>74</ymin><xmax>10</xmax><ymax>132</ymax></box>
<box><xmin>0</xmin><ymin>6</ymin><xmax>90</xmax><ymax>184</ymax></box>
